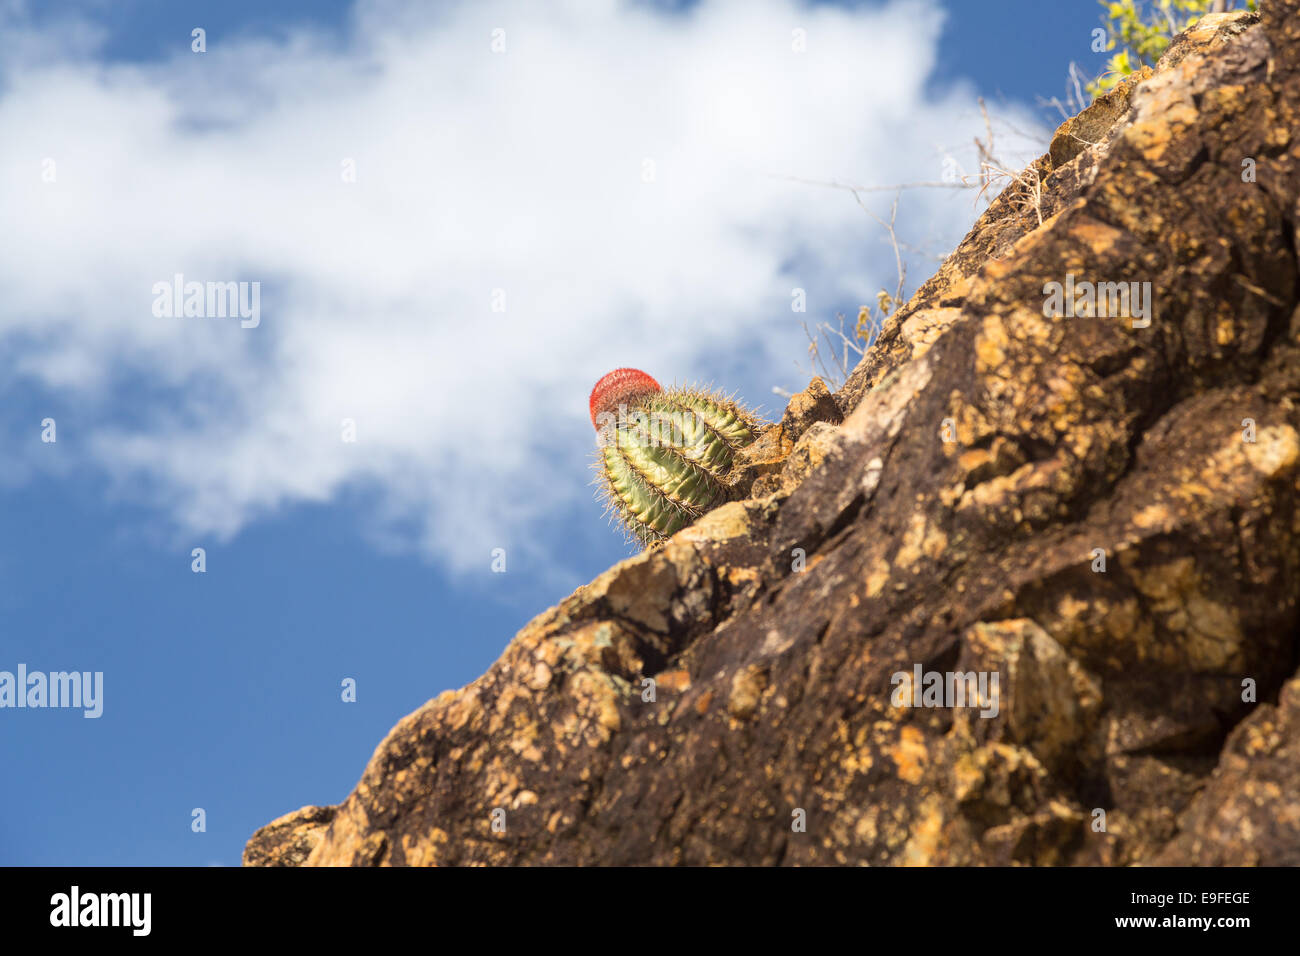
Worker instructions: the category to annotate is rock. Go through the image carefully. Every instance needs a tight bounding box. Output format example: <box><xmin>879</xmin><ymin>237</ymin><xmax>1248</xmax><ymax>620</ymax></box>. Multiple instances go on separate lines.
<box><xmin>245</xmin><ymin>4</ymin><xmax>1300</xmax><ymax>866</ymax></box>
<box><xmin>729</xmin><ymin>375</ymin><xmax>842</xmax><ymax>498</ymax></box>
<box><xmin>780</xmin><ymin>376</ymin><xmax>842</xmax><ymax>437</ymax></box>
<box><xmin>1156</xmin><ymin>9</ymin><xmax>1261</xmax><ymax>71</ymax></box>
<box><xmin>1048</xmin><ymin>67</ymin><xmax>1153</xmax><ymax>170</ymax></box>
<box><xmin>1154</xmin><ymin>675</ymin><xmax>1300</xmax><ymax>865</ymax></box>
<box><xmin>242</xmin><ymin>805</ymin><xmax>335</xmax><ymax>867</ymax></box>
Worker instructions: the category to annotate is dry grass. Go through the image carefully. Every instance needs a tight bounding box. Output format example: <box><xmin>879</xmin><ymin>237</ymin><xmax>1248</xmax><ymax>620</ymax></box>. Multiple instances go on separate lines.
<box><xmin>778</xmin><ymin>97</ymin><xmax>1049</xmax><ymax>393</ymax></box>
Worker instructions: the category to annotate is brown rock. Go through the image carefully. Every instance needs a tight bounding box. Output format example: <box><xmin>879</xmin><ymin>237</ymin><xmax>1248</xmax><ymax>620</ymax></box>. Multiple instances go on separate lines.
<box><xmin>242</xmin><ymin>805</ymin><xmax>336</xmax><ymax>867</ymax></box>
<box><xmin>245</xmin><ymin>5</ymin><xmax>1300</xmax><ymax>866</ymax></box>
<box><xmin>780</xmin><ymin>375</ymin><xmax>842</xmax><ymax>438</ymax></box>
<box><xmin>1048</xmin><ymin>67</ymin><xmax>1153</xmax><ymax>170</ymax></box>
<box><xmin>729</xmin><ymin>375</ymin><xmax>843</xmax><ymax>498</ymax></box>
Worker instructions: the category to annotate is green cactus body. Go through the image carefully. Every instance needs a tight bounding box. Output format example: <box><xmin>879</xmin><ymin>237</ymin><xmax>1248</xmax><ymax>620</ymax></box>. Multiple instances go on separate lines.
<box><xmin>589</xmin><ymin>369</ymin><xmax>762</xmax><ymax>548</ymax></box>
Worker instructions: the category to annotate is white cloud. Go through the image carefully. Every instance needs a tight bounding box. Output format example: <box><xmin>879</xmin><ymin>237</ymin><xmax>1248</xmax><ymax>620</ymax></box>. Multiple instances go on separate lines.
<box><xmin>0</xmin><ymin>0</ymin><xmax>1047</xmax><ymax>573</ymax></box>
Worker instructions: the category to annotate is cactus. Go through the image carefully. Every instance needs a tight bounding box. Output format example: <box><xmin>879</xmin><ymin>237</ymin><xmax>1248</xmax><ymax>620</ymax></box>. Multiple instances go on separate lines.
<box><xmin>589</xmin><ymin>367</ymin><xmax>764</xmax><ymax>548</ymax></box>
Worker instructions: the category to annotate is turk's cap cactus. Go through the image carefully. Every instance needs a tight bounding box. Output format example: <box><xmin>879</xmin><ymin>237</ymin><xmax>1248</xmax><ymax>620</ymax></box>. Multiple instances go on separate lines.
<box><xmin>589</xmin><ymin>367</ymin><xmax>764</xmax><ymax>549</ymax></box>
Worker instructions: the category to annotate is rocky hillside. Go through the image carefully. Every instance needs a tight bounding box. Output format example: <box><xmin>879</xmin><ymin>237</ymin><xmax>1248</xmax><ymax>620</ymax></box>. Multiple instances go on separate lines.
<box><xmin>245</xmin><ymin>5</ymin><xmax>1300</xmax><ymax>866</ymax></box>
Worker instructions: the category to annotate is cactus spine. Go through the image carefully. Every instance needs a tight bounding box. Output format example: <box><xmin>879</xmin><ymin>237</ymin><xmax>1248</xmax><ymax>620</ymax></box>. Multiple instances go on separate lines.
<box><xmin>589</xmin><ymin>368</ymin><xmax>763</xmax><ymax>548</ymax></box>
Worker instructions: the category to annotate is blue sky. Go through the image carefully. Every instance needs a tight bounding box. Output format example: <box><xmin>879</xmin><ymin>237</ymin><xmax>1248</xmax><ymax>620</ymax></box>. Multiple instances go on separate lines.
<box><xmin>1</xmin><ymin>0</ymin><xmax>1105</xmax><ymax>865</ymax></box>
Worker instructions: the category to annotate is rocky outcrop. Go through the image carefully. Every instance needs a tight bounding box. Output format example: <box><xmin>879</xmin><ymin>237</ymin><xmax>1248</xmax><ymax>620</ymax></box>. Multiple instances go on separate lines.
<box><xmin>245</xmin><ymin>4</ymin><xmax>1300</xmax><ymax>866</ymax></box>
